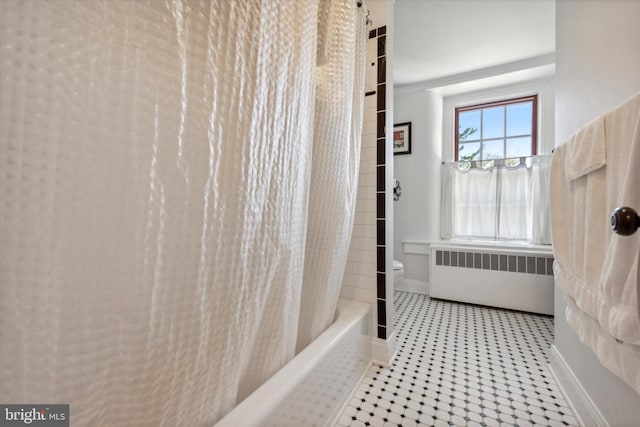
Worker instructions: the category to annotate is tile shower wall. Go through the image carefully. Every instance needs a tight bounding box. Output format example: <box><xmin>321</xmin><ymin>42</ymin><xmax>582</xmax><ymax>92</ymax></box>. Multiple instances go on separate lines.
<box><xmin>341</xmin><ymin>25</ymin><xmax>389</xmax><ymax>340</ymax></box>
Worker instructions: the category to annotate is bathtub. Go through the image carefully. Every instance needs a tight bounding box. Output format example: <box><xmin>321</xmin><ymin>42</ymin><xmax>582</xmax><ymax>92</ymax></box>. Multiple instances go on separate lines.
<box><xmin>215</xmin><ymin>299</ymin><xmax>371</xmax><ymax>427</ymax></box>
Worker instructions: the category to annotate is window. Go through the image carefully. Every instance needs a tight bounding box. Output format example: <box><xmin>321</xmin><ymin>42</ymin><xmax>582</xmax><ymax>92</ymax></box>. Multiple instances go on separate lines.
<box><xmin>442</xmin><ymin>93</ymin><xmax>550</xmax><ymax>244</ymax></box>
<box><xmin>455</xmin><ymin>95</ymin><xmax>537</xmax><ymax>162</ymax></box>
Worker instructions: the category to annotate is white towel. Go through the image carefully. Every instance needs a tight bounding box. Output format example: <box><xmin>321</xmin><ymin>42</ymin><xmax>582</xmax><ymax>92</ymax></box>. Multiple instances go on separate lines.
<box><xmin>551</xmin><ymin>91</ymin><xmax>640</xmax><ymax>394</ymax></box>
<box><xmin>564</xmin><ymin>115</ymin><xmax>606</xmax><ymax>181</ymax></box>
<box><xmin>564</xmin><ymin>296</ymin><xmax>640</xmax><ymax>394</ymax></box>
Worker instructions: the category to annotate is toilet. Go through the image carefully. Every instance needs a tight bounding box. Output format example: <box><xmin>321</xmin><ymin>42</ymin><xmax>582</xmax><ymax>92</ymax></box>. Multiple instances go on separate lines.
<box><xmin>393</xmin><ymin>260</ymin><xmax>404</xmax><ymax>286</ymax></box>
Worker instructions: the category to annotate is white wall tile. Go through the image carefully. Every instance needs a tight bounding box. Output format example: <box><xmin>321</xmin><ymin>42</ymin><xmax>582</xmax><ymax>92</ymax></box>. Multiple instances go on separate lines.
<box><xmin>362</xmin><ymin>146</ymin><xmax>376</xmax><ymax>162</ymax></box>
<box><xmin>351</xmin><ymin>224</ymin><xmax>366</xmax><ymax>237</ymax></box>
<box><xmin>357</xmin><ymin>171</ymin><xmax>376</xmax><ymax>188</ymax></box>
<box><xmin>351</xmin><ymin>261</ymin><xmax>376</xmax><ymax>278</ymax></box>
<box><xmin>340</xmin><ymin>285</ymin><xmax>354</xmax><ymax>299</ymax></box>
<box><xmin>341</xmin><ymin>25</ymin><xmax>382</xmax><ymax>307</ymax></box>
<box><xmin>352</xmin><ymin>286</ymin><xmax>376</xmax><ymax>303</ymax></box>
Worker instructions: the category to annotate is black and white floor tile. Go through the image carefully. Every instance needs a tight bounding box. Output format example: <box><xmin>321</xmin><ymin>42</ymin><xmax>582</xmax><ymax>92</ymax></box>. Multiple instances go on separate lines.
<box><xmin>335</xmin><ymin>291</ymin><xmax>578</xmax><ymax>427</ymax></box>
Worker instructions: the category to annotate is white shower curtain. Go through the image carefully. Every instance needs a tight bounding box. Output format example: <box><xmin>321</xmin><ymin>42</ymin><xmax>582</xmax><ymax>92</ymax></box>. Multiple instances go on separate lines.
<box><xmin>296</xmin><ymin>0</ymin><xmax>366</xmax><ymax>352</ymax></box>
<box><xmin>0</xmin><ymin>1</ymin><xmax>366</xmax><ymax>425</ymax></box>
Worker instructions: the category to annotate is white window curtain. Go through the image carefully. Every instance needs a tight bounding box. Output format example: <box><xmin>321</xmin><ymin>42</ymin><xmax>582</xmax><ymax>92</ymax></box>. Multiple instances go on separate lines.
<box><xmin>441</xmin><ymin>155</ymin><xmax>552</xmax><ymax>244</ymax></box>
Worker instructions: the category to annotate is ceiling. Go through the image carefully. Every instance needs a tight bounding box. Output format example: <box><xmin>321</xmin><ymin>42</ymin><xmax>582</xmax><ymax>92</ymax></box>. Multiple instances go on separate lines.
<box><xmin>393</xmin><ymin>0</ymin><xmax>556</xmax><ymax>94</ymax></box>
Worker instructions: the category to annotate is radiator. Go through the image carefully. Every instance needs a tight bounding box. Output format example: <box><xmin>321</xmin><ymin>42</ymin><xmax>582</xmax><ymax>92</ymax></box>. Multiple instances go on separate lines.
<box><xmin>430</xmin><ymin>243</ymin><xmax>554</xmax><ymax>315</ymax></box>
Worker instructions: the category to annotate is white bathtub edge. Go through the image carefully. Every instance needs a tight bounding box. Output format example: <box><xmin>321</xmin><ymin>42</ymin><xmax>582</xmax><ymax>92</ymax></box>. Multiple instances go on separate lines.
<box><xmin>215</xmin><ymin>299</ymin><xmax>371</xmax><ymax>427</ymax></box>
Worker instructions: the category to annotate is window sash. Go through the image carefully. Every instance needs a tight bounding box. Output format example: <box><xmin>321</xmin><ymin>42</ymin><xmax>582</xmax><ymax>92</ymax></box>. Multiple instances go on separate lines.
<box><xmin>455</xmin><ymin>95</ymin><xmax>538</xmax><ymax>161</ymax></box>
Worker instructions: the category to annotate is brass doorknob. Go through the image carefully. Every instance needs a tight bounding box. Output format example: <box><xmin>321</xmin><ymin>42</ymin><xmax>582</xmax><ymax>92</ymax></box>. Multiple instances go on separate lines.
<box><xmin>611</xmin><ymin>207</ymin><xmax>640</xmax><ymax>236</ymax></box>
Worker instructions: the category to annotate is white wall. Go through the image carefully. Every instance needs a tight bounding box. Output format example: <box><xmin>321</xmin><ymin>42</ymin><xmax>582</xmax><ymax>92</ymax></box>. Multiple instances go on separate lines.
<box><xmin>393</xmin><ymin>91</ymin><xmax>442</xmax><ymax>284</ymax></box>
<box><xmin>555</xmin><ymin>0</ymin><xmax>640</xmax><ymax>144</ymax></box>
<box><xmin>555</xmin><ymin>1</ymin><xmax>640</xmax><ymax>424</ymax></box>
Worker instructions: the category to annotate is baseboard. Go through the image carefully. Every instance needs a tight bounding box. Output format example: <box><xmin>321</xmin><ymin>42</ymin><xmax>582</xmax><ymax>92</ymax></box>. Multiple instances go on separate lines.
<box><xmin>371</xmin><ymin>330</ymin><xmax>397</xmax><ymax>367</ymax></box>
<box><xmin>395</xmin><ymin>279</ymin><xmax>429</xmax><ymax>295</ymax></box>
<box><xmin>548</xmin><ymin>345</ymin><xmax>609</xmax><ymax>427</ymax></box>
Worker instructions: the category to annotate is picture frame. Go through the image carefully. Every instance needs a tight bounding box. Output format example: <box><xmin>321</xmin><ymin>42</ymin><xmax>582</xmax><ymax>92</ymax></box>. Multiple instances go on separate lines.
<box><xmin>393</xmin><ymin>122</ymin><xmax>411</xmax><ymax>155</ymax></box>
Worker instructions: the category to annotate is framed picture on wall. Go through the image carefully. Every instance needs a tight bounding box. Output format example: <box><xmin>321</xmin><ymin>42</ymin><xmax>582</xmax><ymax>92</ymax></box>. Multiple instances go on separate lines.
<box><xmin>393</xmin><ymin>122</ymin><xmax>411</xmax><ymax>155</ymax></box>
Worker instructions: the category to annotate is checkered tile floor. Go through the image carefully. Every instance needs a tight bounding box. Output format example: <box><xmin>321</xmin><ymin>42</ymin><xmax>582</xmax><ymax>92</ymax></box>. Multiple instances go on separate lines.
<box><xmin>334</xmin><ymin>291</ymin><xmax>578</xmax><ymax>427</ymax></box>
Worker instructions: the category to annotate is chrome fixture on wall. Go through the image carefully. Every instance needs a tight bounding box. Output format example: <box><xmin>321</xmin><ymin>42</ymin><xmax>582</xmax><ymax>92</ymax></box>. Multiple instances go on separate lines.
<box><xmin>394</xmin><ymin>179</ymin><xmax>401</xmax><ymax>201</ymax></box>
